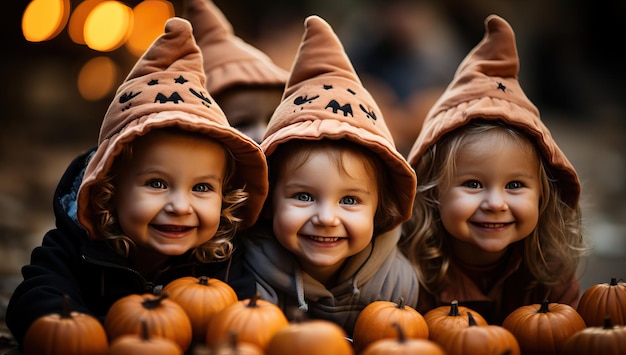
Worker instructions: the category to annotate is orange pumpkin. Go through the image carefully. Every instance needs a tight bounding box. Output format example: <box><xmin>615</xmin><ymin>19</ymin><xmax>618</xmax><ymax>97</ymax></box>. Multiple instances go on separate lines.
<box><xmin>205</xmin><ymin>292</ymin><xmax>289</xmax><ymax>351</ymax></box>
<box><xmin>107</xmin><ymin>319</ymin><xmax>183</xmax><ymax>355</ymax></box>
<box><xmin>502</xmin><ymin>299</ymin><xmax>586</xmax><ymax>355</ymax></box>
<box><xmin>23</xmin><ymin>294</ymin><xmax>109</xmax><ymax>355</ymax></box>
<box><xmin>162</xmin><ymin>275</ymin><xmax>238</xmax><ymax>343</ymax></box>
<box><xmin>437</xmin><ymin>312</ymin><xmax>521</xmax><ymax>355</ymax></box>
<box><xmin>210</xmin><ymin>331</ymin><xmax>265</xmax><ymax>355</ymax></box>
<box><xmin>104</xmin><ymin>292</ymin><xmax>192</xmax><ymax>351</ymax></box>
<box><xmin>352</xmin><ymin>297</ymin><xmax>429</xmax><ymax>353</ymax></box>
<box><xmin>424</xmin><ymin>300</ymin><xmax>488</xmax><ymax>342</ymax></box>
<box><xmin>360</xmin><ymin>322</ymin><xmax>445</xmax><ymax>355</ymax></box>
<box><xmin>266</xmin><ymin>318</ymin><xmax>354</xmax><ymax>355</ymax></box>
<box><xmin>577</xmin><ymin>277</ymin><xmax>626</xmax><ymax>327</ymax></box>
<box><xmin>563</xmin><ymin>316</ymin><xmax>626</xmax><ymax>354</ymax></box>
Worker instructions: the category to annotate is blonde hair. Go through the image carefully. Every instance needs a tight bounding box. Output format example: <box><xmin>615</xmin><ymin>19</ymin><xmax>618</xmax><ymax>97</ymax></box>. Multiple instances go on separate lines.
<box><xmin>399</xmin><ymin>120</ymin><xmax>586</xmax><ymax>294</ymax></box>
<box><xmin>89</xmin><ymin>128</ymin><xmax>248</xmax><ymax>263</ymax></box>
<box><xmin>267</xmin><ymin>139</ymin><xmax>403</xmax><ymax>235</ymax></box>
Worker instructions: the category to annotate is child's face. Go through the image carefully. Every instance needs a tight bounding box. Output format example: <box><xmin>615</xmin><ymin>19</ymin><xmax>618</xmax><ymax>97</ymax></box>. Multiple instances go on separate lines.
<box><xmin>438</xmin><ymin>133</ymin><xmax>541</xmax><ymax>264</ymax></box>
<box><xmin>271</xmin><ymin>149</ymin><xmax>378</xmax><ymax>277</ymax></box>
<box><xmin>217</xmin><ymin>87</ymin><xmax>283</xmax><ymax>144</ymax></box>
<box><xmin>114</xmin><ymin>130</ymin><xmax>227</xmax><ymax>256</ymax></box>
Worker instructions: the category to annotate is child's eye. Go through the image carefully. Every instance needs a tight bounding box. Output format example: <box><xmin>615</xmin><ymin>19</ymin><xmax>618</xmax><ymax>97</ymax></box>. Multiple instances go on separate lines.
<box><xmin>193</xmin><ymin>183</ymin><xmax>215</xmax><ymax>193</ymax></box>
<box><xmin>463</xmin><ymin>180</ymin><xmax>482</xmax><ymax>189</ymax></box>
<box><xmin>340</xmin><ymin>196</ymin><xmax>358</xmax><ymax>205</ymax></box>
<box><xmin>147</xmin><ymin>179</ymin><xmax>166</xmax><ymax>189</ymax></box>
<box><xmin>506</xmin><ymin>181</ymin><xmax>523</xmax><ymax>189</ymax></box>
<box><xmin>293</xmin><ymin>192</ymin><xmax>313</xmax><ymax>202</ymax></box>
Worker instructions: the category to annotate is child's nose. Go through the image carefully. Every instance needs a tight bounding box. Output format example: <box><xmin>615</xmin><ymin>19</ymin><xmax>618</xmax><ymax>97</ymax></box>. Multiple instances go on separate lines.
<box><xmin>164</xmin><ymin>191</ymin><xmax>193</xmax><ymax>215</ymax></box>
<box><xmin>481</xmin><ymin>189</ymin><xmax>508</xmax><ymax>211</ymax></box>
<box><xmin>312</xmin><ymin>202</ymin><xmax>340</xmax><ymax>226</ymax></box>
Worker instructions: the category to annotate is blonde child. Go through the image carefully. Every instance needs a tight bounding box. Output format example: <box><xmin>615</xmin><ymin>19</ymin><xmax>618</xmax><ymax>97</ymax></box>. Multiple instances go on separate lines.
<box><xmin>399</xmin><ymin>15</ymin><xmax>587</xmax><ymax>325</ymax></box>
<box><xmin>6</xmin><ymin>18</ymin><xmax>268</xmax><ymax>349</ymax></box>
<box><xmin>244</xmin><ymin>15</ymin><xmax>419</xmax><ymax>337</ymax></box>
<box><xmin>185</xmin><ymin>0</ymin><xmax>288</xmax><ymax>143</ymax></box>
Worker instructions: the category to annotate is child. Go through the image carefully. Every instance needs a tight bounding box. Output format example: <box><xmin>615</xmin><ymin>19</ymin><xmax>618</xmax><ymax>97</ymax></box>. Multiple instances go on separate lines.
<box><xmin>6</xmin><ymin>18</ymin><xmax>268</xmax><ymax>348</ymax></box>
<box><xmin>185</xmin><ymin>0</ymin><xmax>288</xmax><ymax>143</ymax></box>
<box><xmin>243</xmin><ymin>15</ymin><xmax>419</xmax><ymax>337</ymax></box>
<box><xmin>399</xmin><ymin>14</ymin><xmax>587</xmax><ymax>325</ymax></box>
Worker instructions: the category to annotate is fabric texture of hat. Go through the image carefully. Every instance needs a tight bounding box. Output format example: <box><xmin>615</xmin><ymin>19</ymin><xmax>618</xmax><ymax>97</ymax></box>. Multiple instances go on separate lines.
<box><xmin>186</xmin><ymin>0</ymin><xmax>288</xmax><ymax>95</ymax></box>
<box><xmin>77</xmin><ymin>17</ymin><xmax>268</xmax><ymax>238</ymax></box>
<box><xmin>406</xmin><ymin>14</ymin><xmax>580</xmax><ymax>208</ymax></box>
<box><xmin>262</xmin><ymin>15</ymin><xmax>417</xmax><ymax>229</ymax></box>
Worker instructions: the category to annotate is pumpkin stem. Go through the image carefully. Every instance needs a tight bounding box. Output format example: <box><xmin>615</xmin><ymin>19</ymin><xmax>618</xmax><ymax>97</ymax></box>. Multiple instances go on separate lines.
<box><xmin>396</xmin><ymin>297</ymin><xmax>406</xmax><ymax>310</ymax></box>
<box><xmin>142</xmin><ymin>292</ymin><xmax>169</xmax><ymax>309</ymax></box>
<box><xmin>198</xmin><ymin>276</ymin><xmax>209</xmax><ymax>286</ymax></box>
<box><xmin>603</xmin><ymin>315</ymin><xmax>614</xmax><ymax>329</ymax></box>
<box><xmin>392</xmin><ymin>322</ymin><xmax>407</xmax><ymax>343</ymax></box>
<box><xmin>448</xmin><ymin>300</ymin><xmax>460</xmax><ymax>316</ymax></box>
<box><xmin>610</xmin><ymin>277</ymin><xmax>617</xmax><ymax>286</ymax></box>
<box><xmin>538</xmin><ymin>300</ymin><xmax>550</xmax><ymax>313</ymax></box>
<box><xmin>61</xmin><ymin>294</ymin><xmax>72</xmax><ymax>319</ymax></box>
<box><xmin>247</xmin><ymin>292</ymin><xmax>260</xmax><ymax>308</ymax></box>
<box><xmin>467</xmin><ymin>311</ymin><xmax>477</xmax><ymax>327</ymax></box>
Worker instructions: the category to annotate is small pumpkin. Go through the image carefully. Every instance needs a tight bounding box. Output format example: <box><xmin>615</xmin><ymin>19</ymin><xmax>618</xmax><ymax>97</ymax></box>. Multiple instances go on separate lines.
<box><xmin>23</xmin><ymin>294</ymin><xmax>109</xmax><ymax>355</ymax></box>
<box><xmin>360</xmin><ymin>322</ymin><xmax>445</xmax><ymax>355</ymax></box>
<box><xmin>424</xmin><ymin>300</ymin><xmax>488</xmax><ymax>342</ymax></box>
<box><xmin>210</xmin><ymin>331</ymin><xmax>265</xmax><ymax>355</ymax></box>
<box><xmin>562</xmin><ymin>315</ymin><xmax>626</xmax><ymax>354</ymax></box>
<box><xmin>437</xmin><ymin>312</ymin><xmax>521</xmax><ymax>355</ymax></box>
<box><xmin>502</xmin><ymin>299</ymin><xmax>586</xmax><ymax>355</ymax></box>
<box><xmin>352</xmin><ymin>297</ymin><xmax>429</xmax><ymax>354</ymax></box>
<box><xmin>107</xmin><ymin>319</ymin><xmax>183</xmax><ymax>355</ymax></box>
<box><xmin>577</xmin><ymin>277</ymin><xmax>626</xmax><ymax>327</ymax></box>
<box><xmin>104</xmin><ymin>292</ymin><xmax>192</xmax><ymax>351</ymax></box>
<box><xmin>162</xmin><ymin>275</ymin><xmax>238</xmax><ymax>343</ymax></box>
<box><xmin>205</xmin><ymin>292</ymin><xmax>289</xmax><ymax>351</ymax></box>
<box><xmin>266</xmin><ymin>317</ymin><xmax>354</xmax><ymax>355</ymax></box>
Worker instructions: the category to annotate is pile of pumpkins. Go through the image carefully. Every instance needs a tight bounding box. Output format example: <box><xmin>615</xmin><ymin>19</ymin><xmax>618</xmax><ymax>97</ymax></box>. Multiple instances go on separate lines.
<box><xmin>21</xmin><ymin>276</ymin><xmax>626</xmax><ymax>354</ymax></box>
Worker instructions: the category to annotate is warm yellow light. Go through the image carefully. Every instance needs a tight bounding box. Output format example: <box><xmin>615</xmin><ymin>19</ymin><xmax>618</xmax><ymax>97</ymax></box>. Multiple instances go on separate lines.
<box><xmin>68</xmin><ymin>0</ymin><xmax>105</xmax><ymax>45</ymax></box>
<box><xmin>22</xmin><ymin>0</ymin><xmax>71</xmax><ymax>42</ymax></box>
<box><xmin>125</xmin><ymin>0</ymin><xmax>175</xmax><ymax>57</ymax></box>
<box><xmin>77</xmin><ymin>56</ymin><xmax>119</xmax><ymax>101</ymax></box>
<box><xmin>84</xmin><ymin>1</ymin><xmax>133</xmax><ymax>52</ymax></box>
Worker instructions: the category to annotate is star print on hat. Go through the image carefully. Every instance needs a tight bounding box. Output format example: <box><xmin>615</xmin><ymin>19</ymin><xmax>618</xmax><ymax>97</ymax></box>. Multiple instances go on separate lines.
<box><xmin>262</xmin><ymin>15</ymin><xmax>417</xmax><ymax>229</ymax></box>
<box><xmin>77</xmin><ymin>17</ymin><xmax>268</xmax><ymax>238</ymax></box>
<box><xmin>186</xmin><ymin>0</ymin><xmax>288</xmax><ymax>95</ymax></box>
<box><xmin>407</xmin><ymin>14</ymin><xmax>580</xmax><ymax>207</ymax></box>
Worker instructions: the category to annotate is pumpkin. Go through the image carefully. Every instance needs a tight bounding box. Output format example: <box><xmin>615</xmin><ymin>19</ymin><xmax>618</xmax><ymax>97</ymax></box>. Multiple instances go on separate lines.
<box><xmin>360</xmin><ymin>322</ymin><xmax>446</xmax><ymax>355</ymax></box>
<box><xmin>162</xmin><ymin>275</ymin><xmax>238</xmax><ymax>343</ymax></box>
<box><xmin>502</xmin><ymin>299</ymin><xmax>586</xmax><ymax>355</ymax></box>
<box><xmin>266</xmin><ymin>318</ymin><xmax>354</xmax><ymax>355</ymax></box>
<box><xmin>424</xmin><ymin>300</ymin><xmax>488</xmax><ymax>342</ymax></box>
<box><xmin>205</xmin><ymin>292</ymin><xmax>289</xmax><ymax>351</ymax></box>
<box><xmin>22</xmin><ymin>294</ymin><xmax>109</xmax><ymax>355</ymax></box>
<box><xmin>352</xmin><ymin>297</ymin><xmax>429</xmax><ymax>353</ymax></box>
<box><xmin>437</xmin><ymin>312</ymin><xmax>521</xmax><ymax>355</ymax></box>
<box><xmin>577</xmin><ymin>277</ymin><xmax>626</xmax><ymax>327</ymax></box>
<box><xmin>563</xmin><ymin>315</ymin><xmax>626</xmax><ymax>354</ymax></box>
<box><xmin>107</xmin><ymin>319</ymin><xmax>183</xmax><ymax>355</ymax></box>
<box><xmin>104</xmin><ymin>292</ymin><xmax>192</xmax><ymax>351</ymax></box>
<box><xmin>210</xmin><ymin>331</ymin><xmax>266</xmax><ymax>355</ymax></box>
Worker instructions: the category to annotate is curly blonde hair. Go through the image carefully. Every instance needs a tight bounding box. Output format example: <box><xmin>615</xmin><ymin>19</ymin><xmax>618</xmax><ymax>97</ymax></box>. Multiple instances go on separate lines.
<box><xmin>399</xmin><ymin>120</ymin><xmax>587</xmax><ymax>294</ymax></box>
<box><xmin>89</xmin><ymin>128</ymin><xmax>248</xmax><ymax>263</ymax></box>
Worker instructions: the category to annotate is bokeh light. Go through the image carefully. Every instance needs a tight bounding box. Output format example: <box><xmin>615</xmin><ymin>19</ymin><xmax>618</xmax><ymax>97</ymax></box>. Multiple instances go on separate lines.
<box><xmin>67</xmin><ymin>0</ymin><xmax>105</xmax><ymax>45</ymax></box>
<box><xmin>125</xmin><ymin>0</ymin><xmax>175</xmax><ymax>57</ymax></box>
<box><xmin>84</xmin><ymin>1</ymin><xmax>133</xmax><ymax>52</ymax></box>
<box><xmin>77</xmin><ymin>56</ymin><xmax>119</xmax><ymax>101</ymax></box>
<box><xmin>22</xmin><ymin>0</ymin><xmax>71</xmax><ymax>42</ymax></box>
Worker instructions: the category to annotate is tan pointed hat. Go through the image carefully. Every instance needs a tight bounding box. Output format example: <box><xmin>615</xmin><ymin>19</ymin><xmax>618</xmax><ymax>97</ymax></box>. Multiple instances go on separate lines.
<box><xmin>262</xmin><ymin>15</ymin><xmax>417</xmax><ymax>229</ymax></box>
<box><xmin>407</xmin><ymin>14</ymin><xmax>580</xmax><ymax>208</ymax></box>
<box><xmin>77</xmin><ymin>17</ymin><xmax>268</xmax><ymax>238</ymax></box>
<box><xmin>186</xmin><ymin>0</ymin><xmax>288</xmax><ymax>95</ymax></box>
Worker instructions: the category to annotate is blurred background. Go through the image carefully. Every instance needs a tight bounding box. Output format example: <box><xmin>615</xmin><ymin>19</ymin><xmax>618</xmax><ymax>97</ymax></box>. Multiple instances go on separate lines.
<box><xmin>1</xmin><ymin>0</ymin><xmax>625</xmax><ymax>346</ymax></box>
